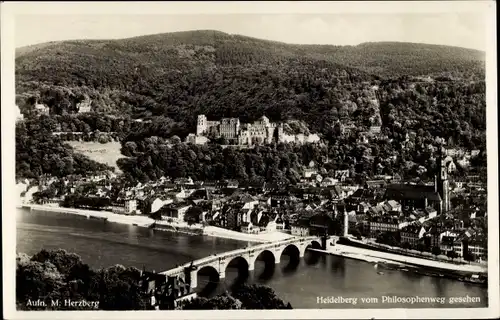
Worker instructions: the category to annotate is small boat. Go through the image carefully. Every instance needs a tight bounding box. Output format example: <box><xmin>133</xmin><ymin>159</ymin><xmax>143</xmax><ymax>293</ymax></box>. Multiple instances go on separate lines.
<box><xmin>401</xmin><ymin>268</ymin><xmax>409</xmax><ymax>272</ymax></box>
<box><xmin>377</xmin><ymin>271</ymin><xmax>385</xmax><ymax>275</ymax></box>
<box><xmin>465</xmin><ymin>274</ymin><xmax>487</xmax><ymax>284</ymax></box>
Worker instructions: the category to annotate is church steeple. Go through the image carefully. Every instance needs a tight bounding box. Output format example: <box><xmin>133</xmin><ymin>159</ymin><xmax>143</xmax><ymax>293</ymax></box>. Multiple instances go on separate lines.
<box><xmin>436</xmin><ymin>146</ymin><xmax>450</xmax><ymax>213</ymax></box>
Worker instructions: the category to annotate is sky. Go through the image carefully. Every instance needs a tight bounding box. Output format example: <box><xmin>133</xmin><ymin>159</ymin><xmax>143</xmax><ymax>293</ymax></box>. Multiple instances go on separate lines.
<box><xmin>10</xmin><ymin>2</ymin><xmax>492</xmax><ymax>51</ymax></box>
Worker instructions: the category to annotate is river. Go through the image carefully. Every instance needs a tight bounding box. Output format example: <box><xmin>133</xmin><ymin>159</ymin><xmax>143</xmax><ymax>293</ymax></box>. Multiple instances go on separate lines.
<box><xmin>16</xmin><ymin>209</ymin><xmax>488</xmax><ymax>309</ymax></box>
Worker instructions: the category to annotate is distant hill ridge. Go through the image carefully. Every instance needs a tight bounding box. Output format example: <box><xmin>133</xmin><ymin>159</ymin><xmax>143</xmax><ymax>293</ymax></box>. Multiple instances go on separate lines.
<box><xmin>16</xmin><ymin>30</ymin><xmax>485</xmax><ymax>77</ymax></box>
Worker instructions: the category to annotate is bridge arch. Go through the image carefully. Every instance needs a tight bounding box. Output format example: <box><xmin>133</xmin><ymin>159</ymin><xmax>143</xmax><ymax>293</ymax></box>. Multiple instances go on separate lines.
<box><xmin>277</xmin><ymin>243</ymin><xmax>301</xmax><ymax>271</ymax></box>
<box><xmin>278</xmin><ymin>243</ymin><xmax>301</xmax><ymax>259</ymax></box>
<box><xmin>309</xmin><ymin>240</ymin><xmax>322</xmax><ymax>249</ymax></box>
<box><xmin>250</xmin><ymin>249</ymin><xmax>276</xmax><ymax>281</ymax></box>
<box><xmin>194</xmin><ymin>265</ymin><xmax>220</xmax><ymax>297</ymax></box>
<box><xmin>223</xmin><ymin>255</ymin><xmax>251</xmax><ymax>288</ymax></box>
<box><xmin>304</xmin><ymin>239</ymin><xmax>322</xmax><ymax>265</ymax></box>
<box><xmin>223</xmin><ymin>255</ymin><xmax>250</xmax><ymax>273</ymax></box>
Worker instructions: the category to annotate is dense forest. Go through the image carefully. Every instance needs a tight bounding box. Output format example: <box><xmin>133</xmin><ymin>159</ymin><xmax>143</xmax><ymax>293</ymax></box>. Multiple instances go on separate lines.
<box><xmin>17</xmin><ymin>249</ymin><xmax>291</xmax><ymax>310</ymax></box>
<box><xmin>117</xmin><ymin>132</ymin><xmax>486</xmax><ymax>184</ymax></box>
<box><xmin>15</xmin><ymin>30</ymin><xmax>487</xmax><ymax>182</ymax></box>
<box><xmin>16</xmin><ymin>116</ymin><xmax>113</xmax><ymax>180</ymax></box>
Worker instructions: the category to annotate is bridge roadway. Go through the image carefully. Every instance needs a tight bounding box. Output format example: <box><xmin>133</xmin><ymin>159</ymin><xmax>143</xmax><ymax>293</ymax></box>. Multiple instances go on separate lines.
<box><xmin>160</xmin><ymin>235</ymin><xmax>322</xmax><ymax>289</ymax></box>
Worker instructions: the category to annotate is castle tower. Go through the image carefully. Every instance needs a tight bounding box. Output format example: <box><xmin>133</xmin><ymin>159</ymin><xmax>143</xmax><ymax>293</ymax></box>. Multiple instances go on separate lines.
<box><xmin>266</xmin><ymin>126</ymin><xmax>275</xmax><ymax>144</ymax></box>
<box><xmin>436</xmin><ymin>146</ymin><xmax>450</xmax><ymax>213</ymax></box>
<box><xmin>196</xmin><ymin>115</ymin><xmax>207</xmax><ymax>136</ymax></box>
<box><xmin>277</xmin><ymin>123</ymin><xmax>284</xmax><ymax>143</ymax></box>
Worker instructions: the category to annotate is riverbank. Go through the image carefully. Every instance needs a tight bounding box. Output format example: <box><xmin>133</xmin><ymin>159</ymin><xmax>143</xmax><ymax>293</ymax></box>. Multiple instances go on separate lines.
<box><xmin>203</xmin><ymin>225</ymin><xmax>295</xmax><ymax>243</ymax></box>
<box><xmin>22</xmin><ymin>204</ymin><xmax>154</xmax><ymax>226</ymax></box>
<box><xmin>20</xmin><ymin>204</ymin><xmax>294</xmax><ymax>243</ymax></box>
<box><xmin>346</xmin><ymin>236</ymin><xmax>488</xmax><ymax>268</ymax></box>
<box><xmin>320</xmin><ymin>240</ymin><xmax>487</xmax><ymax>274</ymax></box>
<box><xmin>316</xmin><ymin>243</ymin><xmax>487</xmax><ymax>286</ymax></box>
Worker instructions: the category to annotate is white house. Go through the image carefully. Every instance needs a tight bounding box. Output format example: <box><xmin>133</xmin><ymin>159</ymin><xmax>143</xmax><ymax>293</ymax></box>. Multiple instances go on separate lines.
<box><xmin>112</xmin><ymin>199</ymin><xmax>138</xmax><ymax>215</ymax></box>
<box><xmin>260</xmin><ymin>220</ymin><xmax>277</xmax><ymax>233</ymax></box>
<box><xmin>303</xmin><ymin>168</ymin><xmax>318</xmax><ymax>178</ymax></box>
<box><xmin>306</xmin><ymin>134</ymin><xmax>321</xmax><ymax>143</ymax></box>
<box><xmin>185</xmin><ymin>133</ymin><xmax>209</xmax><ymax>145</ymax></box>
<box><xmin>15</xmin><ymin>104</ymin><xmax>24</xmax><ymax>122</ymax></box>
<box><xmin>241</xmin><ymin>222</ymin><xmax>259</xmax><ymax>234</ymax></box>
<box><xmin>76</xmin><ymin>97</ymin><xmax>92</xmax><ymax>113</ymax></box>
<box><xmin>35</xmin><ymin>103</ymin><xmax>50</xmax><ymax>115</ymax></box>
<box><xmin>321</xmin><ymin>177</ymin><xmax>338</xmax><ymax>187</ymax></box>
<box><xmin>444</xmin><ymin>156</ymin><xmax>457</xmax><ymax>173</ymax></box>
<box><xmin>275</xmin><ymin>216</ymin><xmax>286</xmax><ymax>231</ymax></box>
<box><xmin>291</xmin><ymin>217</ymin><xmax>310</xmax><ymax>236</ymax></box>
<box><xmin>125</xmin><ymin>199</ymin><xmax>137</xmax><ymax>214</ymax></box>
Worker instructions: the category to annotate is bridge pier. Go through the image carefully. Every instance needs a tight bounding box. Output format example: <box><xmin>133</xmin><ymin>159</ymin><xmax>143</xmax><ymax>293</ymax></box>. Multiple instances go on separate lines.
<box><xmin>248</xmin><ymin>260</ymin><xmax>255</xmax><ymax>271</ymax></box>
<box><xmin>219</xmin><ymin>270</ymin><xmax>226</xmax><ymax>279</ymax></box>
<box><xmin>275</xmin><ymin>255</ymin><xmax>281</xmax><ymax>264</ymax></box>
<box><xmin>299</xmin><ymin>246</ymin><xmax>306</xmax><ymax>258</ymax></box>
<box><xmin>190</xmin><ymin>271</ymin><xmax>198</xmax><ymax>289</ymax></box>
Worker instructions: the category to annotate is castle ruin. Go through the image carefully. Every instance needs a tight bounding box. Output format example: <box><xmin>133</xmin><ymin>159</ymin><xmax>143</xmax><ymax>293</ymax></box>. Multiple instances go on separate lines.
<box><xmin>186</xmin><ymin>115</ymin><xmax>320</xmax><ymax>146</ymax></box>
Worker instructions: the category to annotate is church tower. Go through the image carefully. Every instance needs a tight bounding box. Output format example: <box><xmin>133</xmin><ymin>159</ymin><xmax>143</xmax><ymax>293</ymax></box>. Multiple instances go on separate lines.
<box><xmin>436</xmin><ymin>146</ymin><xmax>450</xmax><ymax>213</ymax></box>
<box><xmin>196</xmin><ymin>115</ymin><xmax>207</xmax><ymax>136</ymax></box>
<box><xmin>343</xmin><ymin>206</ymin><xmax>349</xmax><ymax>237</ymax></box>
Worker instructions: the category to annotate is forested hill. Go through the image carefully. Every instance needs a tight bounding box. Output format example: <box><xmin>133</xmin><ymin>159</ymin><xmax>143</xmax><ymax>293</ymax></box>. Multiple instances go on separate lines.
<box><xmin>16</xmin><ymin>30</ymin><xmax>485</xmax><ymax>124</ymax></box>
<box><xmin>15</xmin><ymin>30</ymin><xmax>486</xmax><ymax>182</ymax></box>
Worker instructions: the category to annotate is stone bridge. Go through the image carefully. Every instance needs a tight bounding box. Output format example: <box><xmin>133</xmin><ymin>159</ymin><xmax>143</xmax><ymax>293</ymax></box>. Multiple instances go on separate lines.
<box><xmin>161</xmin><ymin>236</ymin><xmax>323</xmax><ymax>289</ymax></box>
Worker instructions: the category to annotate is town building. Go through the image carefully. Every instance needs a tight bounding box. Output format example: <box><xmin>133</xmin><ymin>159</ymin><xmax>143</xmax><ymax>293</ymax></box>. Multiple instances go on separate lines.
<box><xmin>400</xmin><ymin>223</ymin><xmax>426</xmax><ymax>248</ymax></box>
<box><xmin>291</xmin><ymin>216</ymin><xmax>310</xmax><ymax>236</ymax></box>
<box><xmin>464</xmin><ymin>233</ymin><xmax>487</xmax><ymax>260</ymax></box>
<box><xmin>15</xmin><ymin>104</ymin><xmax>24</xmax><ymax>122</ymax></box>
<box><xmin>34</xmin><ymin>103</ymin><xmax>50</xmax><ymax>115</ymax></box>
<box><xmin>139</xmin><ymin>269</ymin><xmax>197</xmax><ymax>310</ymax></box>
<box><xmin>185</xmin><ymin>133</ymin><xmax>209</xmax><ymax>145</ymax></box>
<box><xmin>334</xmin><ymin>169</ymin><xmax>350</xmax><ymax>182</ymax></box>
<box><xmin>385</xmin><ymin>183</ymin><xmax>442</xmax><ymax>212</ymax></box>
<box><xmin>422</xmin><ymin>225</ymin><xmax>444</xmax><ymax>250</ymax></box>
<box><xmin>369</xmin><ymin>215</ymin><xmax>407</xmax><ymax>237</ymax></box>
<box><xmin>439</xmin><ymin>230</ymin><xmax>460</xmax><ymax>254</ymax></box>
<box><xmin>161</xmin><ymin>202</ymin><xmax>192</xmax><ymax>222</ymax></box>
<box><xmin>241</xmin><ymin>221</ymin><xmax>259</xmax><ymax>234</ymax></box>
<box><xmin>369</xmin><ymin>126</ymin><xmax>381</xmax><ymax>134</ymax></box>
<box><xmin>112</xmin><ymin>199</ymin><xmax>138</xmax><ymax>214</ymax></box>
<box><xmin>320</xmin><ymin>177</ymin><xmax>338</xmax><ymax>187</ymax></box>
<box><xmin>76</xmin><ymin>96</ymin><xmax>92</xmax><ymax>113</ymax></box>
<box><xmin>443</xmin><ymin>156</ymin><xmax>457</xmax><ymax>173</ymax></box>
